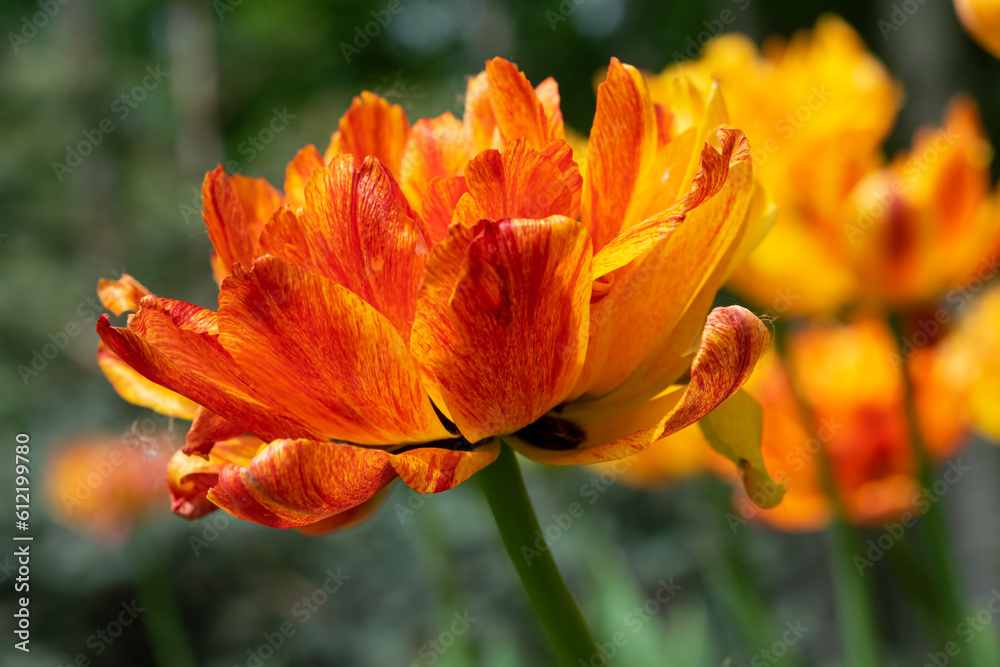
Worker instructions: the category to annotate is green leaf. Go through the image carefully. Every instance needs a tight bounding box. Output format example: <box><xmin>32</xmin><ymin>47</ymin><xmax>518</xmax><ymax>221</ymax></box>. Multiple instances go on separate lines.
<box><xmin>698</xmin><ymin>389</ymin><xmax>784</xmax><ymax>509</ymax></box>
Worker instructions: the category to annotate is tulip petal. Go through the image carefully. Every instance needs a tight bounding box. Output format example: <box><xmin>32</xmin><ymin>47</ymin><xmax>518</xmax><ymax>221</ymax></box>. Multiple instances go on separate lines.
<box><xmin>98</xmin><ymin>274</ymin><xmax>151</xmax><ymax>316</ymax></box>
<box><xmin>512</xmin><ymin>305</ymin><xmax>770</xmax><ymax>464</ymax></box>
<box><xmin>400</xmin><ymin>113</ymin><xmax>474</xmax><ymax>219</ymax></box>
<box><xmin>258</xmin><ymin>155</ymin><xmax>428</xmax><ymax>339</ymax></box>
<box><xmin>168</xmin><ymin>436</ymin><xmax>263</xmax><ymax>519</ymax></box>
<box><xmin>184</xmin><ymin>406</ymin><xmax>248</xmax><ymax>456</ymax></box>
<box><xmin>97</xmin><ymin>342</ymin><xmax>200</xmax><ymax>420</ymax></box>
<box><xmin>283</xmin><ymin>144</ymin><xmax>324</xmax><ymax>211</ymax></box>
<box><xmin>324</xmin><ymin>92</ymin><xmax>410</xmax><ymax>176</ymax></box>
<box><xmin>453</xmin><ymin>137</ymin><xmax>579</xmax><ymax>225</ymax></box>
<box><xmin>97</xmin><ymin>300</ymin><xmax>318</xmax><ymax>445</ymax></box>
<box><xmin>485</xmin><ymin>58</ymin><xmax>564</xmax><ymax>148</ymax></box>
<box><xmin>464</xmin><ymin>71</ymin><xmax>498</xmax><ymax>152</ymax></box>
<box><xmin>218</xmin><ymin>256</ymin><xmax>450</xmax><ymax>445</ymax></box>
<box><xmin>582</xmin><ymin>58</ymin><xmax>659</xmax><ymax>252</ymax></box>
<box><xmin>207</xmin><ymin>439</ymin><xmax>397</xmax><ymax>528</ymax></box>
<box><xmin>295</xmin><ymin>489</ymin><xmax>392</xmax><ymax>535</ymax></box>
<box><xmin>699</xmin><ymin>389</ymin><xmax>784</xmax><ymax>508</ymax></box>
<box><xmin>391</xmin><ymin>439</ymin><xmax>501</xmax><ymax>493</ymax></box>
<box><xmin>411</xmin><ymin>216</ymin><xmax>592</xmax><ymax>442</ymax></box>
<box><xmin>422</xmin><ymin>176</ymin><xmax>470</xmax><ymax>244</ymax></box>
<box><xmin>571</xmin><ymin>130</ymin><xmax>755</xmax><ymax>400</ymax></box>
<box><xmin>592</xmin><ymin>128</ymin><xmax>752</xmax><ymax>278</ymax></box>
<box><xmin>202</xmin><ymin>167</ymin><xmax>283</xmax><ymax>281</ymax></box>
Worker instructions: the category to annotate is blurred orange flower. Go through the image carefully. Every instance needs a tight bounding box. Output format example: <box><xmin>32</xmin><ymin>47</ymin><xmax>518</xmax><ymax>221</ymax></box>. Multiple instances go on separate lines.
<box><xmin>45</xmin><ymin>434</ymin><xmax>171</xmax><ymax>543</ymax></box>
<box><xmin>842</xmin><ymin>98</ymin><xmax>998</xmax><ymax>308</ymax></box>
<box><xmin>936</xmin><ymin>283</ymin><xmax>1000</xmax><ymax>440</ymax></box>
<box><xmin>955</xmin><ymin>0</ymin><xmax>1000</xmax><ymax>59</ymax></box>
<box><xmin>649</xmin><ymin>16</ymin><xmax>902</xmax><ymax>315</ymax></box>
<box><xmin>96</xmin><ymin>57</ymin><xmax>776</xmax><ymax>531</ymax></box>
<box><xmin>617</xmin><ymin>318</ymin><xmax>970</xmax><ymax>530</ymax></box>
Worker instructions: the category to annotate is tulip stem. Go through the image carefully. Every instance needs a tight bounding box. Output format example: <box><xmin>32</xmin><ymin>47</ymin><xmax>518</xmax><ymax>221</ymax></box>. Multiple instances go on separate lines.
<box><xmin>773</xmin><ymin>324</ymin><xmax>882</xmax><ymax>667</ymax></box>
<box><xmin>130</xmin><ymin>531</ymin><xmax>197</xmax><ymax>667</ymax></box>
<box><xmin>476</xmin><ymin>441</ymin><xmax>600</xmax><ymax>666</ymax></box>
<box><xmin>888</xmin><ymin>313</ymin><xmax>984</xmax><ymax>667</ymax></box>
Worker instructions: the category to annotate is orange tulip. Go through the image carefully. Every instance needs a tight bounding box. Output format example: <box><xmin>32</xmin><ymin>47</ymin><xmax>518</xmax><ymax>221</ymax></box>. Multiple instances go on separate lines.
<box><xmin>45</xmin><ymin>434</ymin><xmax>171</xmax><ymax>543</ymax></box>
<box><xmin>649</xmin><ymin>16</ymin><xmax>902</xmax><ymax>315</ymax></box>
<box><xmin>617</xmin><ymin>318</ymin><xmax>969</xmax><ymax>530</ymax></box>
<box><xmin>842</xmin><ymin>98</ymin><xmax>998</xmax><ymax>307</ymax></box>
<box><xmin>935</xmin><ymin>283</ymin><xmax>1000</xmax><ymax>440</ymax></box>
<box><xmin>955</xmin><ymin>0</ymin><xmax>1000</xmax><ymax>59</ymax></box>
<box><xmin>97</xmin><ymin>57</ymin><xmax>776</xmax><ymax>530</ymax></box>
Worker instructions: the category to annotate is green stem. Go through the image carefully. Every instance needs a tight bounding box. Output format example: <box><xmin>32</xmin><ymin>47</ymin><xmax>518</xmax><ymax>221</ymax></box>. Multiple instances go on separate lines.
<box><xmin>773</xmin><ymin>323</ymin><xmax>881</xmax><ymax>667</ymax></box>
<box><xmin>888</xmin><ymin>313</ymin><xmax>981</xmax><ymax>667</ymax></box>
<box><xmin>476</xmin><ymin>441</ymin><xmax>599</xmax><ymax>667</ymax></box>
<box><xmin>130</xmin><ymin>529</ymin><xmax>197</xmax><ymax>667</ymax></box>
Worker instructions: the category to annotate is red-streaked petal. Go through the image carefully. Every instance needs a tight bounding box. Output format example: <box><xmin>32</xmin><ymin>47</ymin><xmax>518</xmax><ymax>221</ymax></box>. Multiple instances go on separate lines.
<box><xmin>295</xmin><ymin>489</ymin><xmax>392</xmax><ymax>535</ymax></box>
<box><xmin>97</xmin><ymin>300</ymin><xmax>318</xmax><ymax>445</ymax></box>
<box><xmin>98</xmin><ymin>274</ymin><xmax>151</xmax><ymax>316</ymax></box>
<box><xmin>400</xmin><ymin>113</ymin><xmax>475</xmax><ymax>218</ymax></box>
<box><xmin>453</xmin><ymin>137</ymin><xmax>579</xmax><ymax>225</ymax></box>
<box><xmin>591</xmin><ymin>129</ymin><xmax>753</xmax><ymax>277</ymax></box>
<box><xmin>485</xmin><ymin>58</ymin><xmax>564</xmax><ymax>149</ymax></box>
<box><xmin>582</xmin><ymin>58</ymin><xmax>659</xmax><ymax>252</ymax></box>
<box><xmin>218</xmin><ymin>256</ymin><xmax>451</xmax><ymax>445</ymax></box>
<box><xmin>324</xmin><ymin>92</ymin><xmax>410</xmax><ymax>177</ymax></box>
<box><xmin>390</xmin><ymin>440</ymin><xmax>501</xmax><ymax>493</ymax></box>
<box><xmin>207</xmin><ymin>439</ymin><xmax>397</xmax><ymax>529</ymax></box>
<box><xmin>411</xmin><ymin>216</ymin><xmax>592</xmax><ymax>442</ymax></box>
<box><xmin>283</xmin><ymin>144</ymin><xmax>324</xmax><ymax>211</ymax></box>
<box><xmin>168</xmin><ymin>435</ymin><xmax>263</xmax><ymax>519</ymax></box>
<box><xmin>202</xmin><ymin>167</ymin><xmax>283</xmax><ymax>281</ymax></box>
<box><xmin>571</xmin><ymin>130</ymin><xmax>754</xmax><ymax>401</ymax></box>
<box><xmin>97</xmin><ymin>342</ymin><xmax>200</xmax><ymax>420</ymax></box>
<box><xmin>258</xmin><ymin>154</ymin><xmax>429</xmax><ymax>339</ymax></box>
<box><xmin>184</xmin><ymin>406</ymin><xmax>247</xmax><ymax>456</ymax></box>
<box><xmin>422</xmin><ymin>176</ymin><xmax>470</xmax><ymax>244</ymax></box>
<box><xmin>464</xmin><ymin>71</ymin><xmax>498</xmax><ymax>152</ymax></box>
<box><xmin>512</xmin><ymin>306</ymin><xmax>770</xmax><ymax>464</ymax></box>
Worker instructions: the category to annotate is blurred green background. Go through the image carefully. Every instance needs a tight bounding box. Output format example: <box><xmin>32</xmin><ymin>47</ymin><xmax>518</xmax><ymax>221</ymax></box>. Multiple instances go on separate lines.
<box><xmin>3</xmin><ymin>0</ymin><xmax>1000</xmax><ymax>665</ymax></box>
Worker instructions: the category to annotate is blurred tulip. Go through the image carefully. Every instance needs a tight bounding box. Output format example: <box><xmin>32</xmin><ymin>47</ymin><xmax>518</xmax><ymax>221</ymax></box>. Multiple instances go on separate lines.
<box><xmin>650</xmin><ymin>16</ymin><xmax>902</xmax><ymax>315</ymax></box>
<box><xmin>45</xmin><ymin>433</ymin><xmax>171</xmax><ymax>544</ymax></box>
<box><xmin>955</xmin><ymin>0</ymin><xmax>1000</xmax><ymax>59</ymax></box>
<box><xmin>617</xmin><ymin>318</ymin><xmax>970</xmax><ymax>530</ymax></box>
<box><xmin>936</xmin><ymin>283</ymin><xmax>1000</xmax><ymax>439</ymax></box>
<box><xmin>841</xmin><ymin>98</ymin><xmax>998</xmax><ymax>307</ymax></box>
<box><xmin>96</xmin><ymin>56</ymin><xmax>778</xmax><ymax>532</ymax></box>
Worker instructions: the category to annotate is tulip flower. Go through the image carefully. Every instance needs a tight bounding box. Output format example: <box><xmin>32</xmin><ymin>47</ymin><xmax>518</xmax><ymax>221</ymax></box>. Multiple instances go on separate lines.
<box><xmin>955</xmin><ymin>0</ymin><xmax>1000</xmax><ymax>59</ymax></box>
<box><xmin>96</xmin><ymin>56</ymin><xmax>777</xmax><ymax>536</ymax></box>
<box><xmin>649</xmin><ymin>16</ymin><xmax>902</xmax><ymax>315</ymax></box>
<box><xmin>617</xmin><ymin>318</ymin><xmax>969</xmax><ymax>530</ymax></box>
<box><xmin>841</xmin><ymin>98</ymin><xmax>998</xmax><ymax>308</ymax></box>
<box><xmin>44</xmin><ymin>434</ymin><xmax>171</xmax><ymax>544</ymax></box>
<box><xmin>935</xmin><ymin>283</ymin><xmax>1000</xmax><ymax>440</ymax></box>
